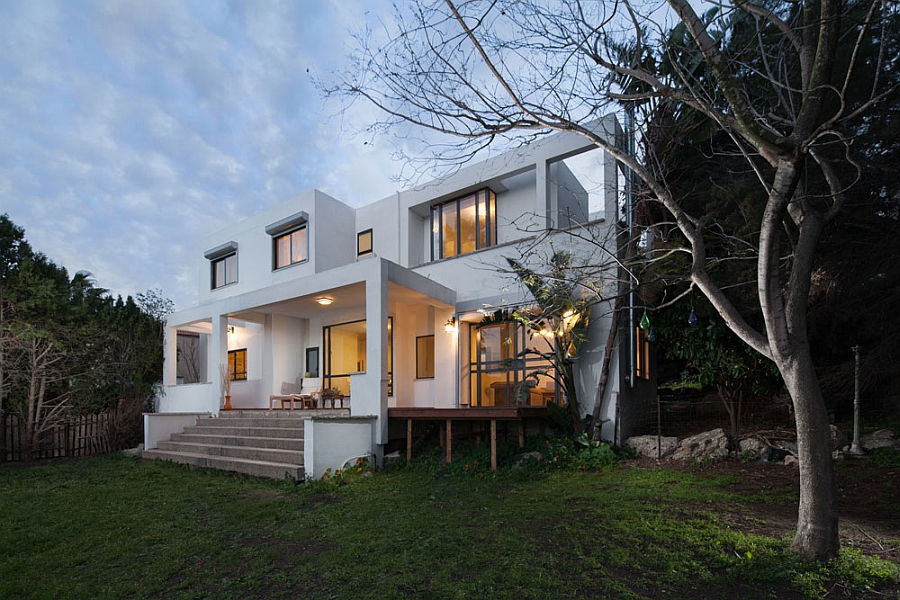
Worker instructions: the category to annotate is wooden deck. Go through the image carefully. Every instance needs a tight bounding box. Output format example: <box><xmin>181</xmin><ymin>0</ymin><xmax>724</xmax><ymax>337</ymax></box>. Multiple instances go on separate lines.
<box><xmin>388</xmin><ymin>406</ymin><xmax>552</xmax><ymax>470</ymax></box>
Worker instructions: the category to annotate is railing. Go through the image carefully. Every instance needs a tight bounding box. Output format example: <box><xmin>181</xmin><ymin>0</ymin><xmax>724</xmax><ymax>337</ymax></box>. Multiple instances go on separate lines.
<box><xmin>2</xmin><ymin>412</ymin><xmax>115</xmax><ymax>462</ymax></box>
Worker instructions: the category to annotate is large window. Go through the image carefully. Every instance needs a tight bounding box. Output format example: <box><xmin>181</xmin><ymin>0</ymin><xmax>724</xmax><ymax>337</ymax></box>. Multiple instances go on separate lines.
<box><xmin>274</xmin><ymin>226</ymin><xmax>308</xmax><ymax>269</ymax></box>
<box><xmin>469</xmin><ymin>321</ymin><xmax>557</xmax><ymax>407</ymax></box>
<box><xmin>227</xmin><ymin>348</ymin><xmax>247</xmax><ymax>381</ymax></box>
<box><xmin>323</xmin><ymin>317</ymin><xmax>393</xmax><ymax>396</ymax></box>
<box><xmin>431</xmin><ymin>188</ymin><xmax>497</xmax><ymax>260</ymax></box>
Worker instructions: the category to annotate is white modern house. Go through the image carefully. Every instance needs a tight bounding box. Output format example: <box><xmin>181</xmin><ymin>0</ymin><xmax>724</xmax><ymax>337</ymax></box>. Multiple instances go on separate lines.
<box><xmin>143</xmin><ymin>116</ymin><xmax>655</xmax><ymax>479</ymax></box>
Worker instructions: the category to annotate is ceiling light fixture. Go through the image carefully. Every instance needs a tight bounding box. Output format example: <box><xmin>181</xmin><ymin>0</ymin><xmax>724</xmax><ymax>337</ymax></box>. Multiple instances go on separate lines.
<box><xmin>316</xmin><ymin>297</ymin><xmax>333</xmax><ymax>306</ymax></box>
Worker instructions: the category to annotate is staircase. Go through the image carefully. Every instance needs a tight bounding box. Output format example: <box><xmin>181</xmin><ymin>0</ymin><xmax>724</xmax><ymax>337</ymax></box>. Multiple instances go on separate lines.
<box><xmin>143</xmin><ymin>410</ymin><xmax>323</xmax><ymax>480</ymax></box>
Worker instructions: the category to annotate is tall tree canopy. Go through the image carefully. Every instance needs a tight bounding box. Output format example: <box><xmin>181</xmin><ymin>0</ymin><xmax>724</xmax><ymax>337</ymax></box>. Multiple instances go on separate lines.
<box><xmin>0</xmin><ymin>214</ymin><xmax>171</xmax><ymax>459</ymax></box>
<box><xmin>334</xmin><ymin>0</ymin><xmax>899</xmax><ymax>560</ymax></box>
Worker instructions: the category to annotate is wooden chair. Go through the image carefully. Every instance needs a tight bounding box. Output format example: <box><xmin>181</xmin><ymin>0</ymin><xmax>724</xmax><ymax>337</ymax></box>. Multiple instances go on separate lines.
<box><xmin>291</xmin><ymin>377</ymin><xmax>323</xmax><ymax>409</ymax></box>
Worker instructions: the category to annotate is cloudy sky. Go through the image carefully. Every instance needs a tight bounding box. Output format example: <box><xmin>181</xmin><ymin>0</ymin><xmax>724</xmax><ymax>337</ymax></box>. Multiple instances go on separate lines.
<box><xmin>0</xmin><ymin>0</ymin><xmax>414</xmax><ymax>310</ymax></box>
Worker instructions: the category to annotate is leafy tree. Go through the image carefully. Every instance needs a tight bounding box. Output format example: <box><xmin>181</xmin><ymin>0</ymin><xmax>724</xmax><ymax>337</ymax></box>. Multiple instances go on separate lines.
<box><xmin>0</xmin><ymin>216</ymin><xmax>172</xmax><ymax>456</ymax></box>
<box><xmin>506</xmin><ymin>252</ymin><xmax>593</xmax><ymax>433</ymax></box>
<box><xmin>333</xmin><ymin>0</ymin><xmax>899</xmax><ymax>560</ymax></box>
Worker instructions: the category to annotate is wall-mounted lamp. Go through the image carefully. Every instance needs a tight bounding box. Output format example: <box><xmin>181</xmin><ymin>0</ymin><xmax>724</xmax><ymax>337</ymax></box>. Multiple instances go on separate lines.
<box><xmin>227</xmin><ymin>326</ymin><xmax>235</xmax><ymax>335</ymax></box>
<box><xmin>444</xmin><ymin>316</ymin><xmax>457</xmax><ymax>333</ymax></box>
<box><xmin>316</xmin><ymin>297</ymin><xmax>333</xmax><ymax>306</ymax></box>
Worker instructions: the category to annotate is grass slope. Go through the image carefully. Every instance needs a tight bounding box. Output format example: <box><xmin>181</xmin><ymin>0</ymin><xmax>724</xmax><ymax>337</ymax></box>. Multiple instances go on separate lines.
<box><xmin>0</xmin><ymin>452</ymin><xmax>897</xmax><ymax>599</ymax></box>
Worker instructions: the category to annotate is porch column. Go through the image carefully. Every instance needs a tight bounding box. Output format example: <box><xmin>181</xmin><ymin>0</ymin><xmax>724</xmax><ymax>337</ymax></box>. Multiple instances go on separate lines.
<box><xmin>210</xmin><ymin>314</ymin><xmax>229</xmax><ymax>414</ymax></box>
<box><xmin>163</xmin><ymin>325</ymin><xmax>178</xmax><ymax>387</ymax></box>
<box><xmin>364</xmin><ymin>261</ymin><xmax>389</xmax><ymax>444</ymax></box>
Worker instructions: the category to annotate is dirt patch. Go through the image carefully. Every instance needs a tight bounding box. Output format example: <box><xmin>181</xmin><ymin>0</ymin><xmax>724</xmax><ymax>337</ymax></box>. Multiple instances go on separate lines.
<box><xmin>625</xmin><ymin>455</ymin><xmax>900</xmax><ymax>563</ymax></box>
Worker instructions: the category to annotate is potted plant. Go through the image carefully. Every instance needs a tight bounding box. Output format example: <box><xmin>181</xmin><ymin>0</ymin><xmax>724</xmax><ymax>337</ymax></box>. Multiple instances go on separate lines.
<box><xmin>219</xmin><ymin>363</ymin><xmax>233</xmax><ymax>410</ymax></box>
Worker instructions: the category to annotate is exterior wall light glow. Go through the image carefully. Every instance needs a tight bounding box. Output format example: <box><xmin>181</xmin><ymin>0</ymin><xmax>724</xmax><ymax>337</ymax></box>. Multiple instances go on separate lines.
<box><xmin>444</xmin><ymin>317</ymin><xmax>456</xmax><ymax>333</ymax></box>
<box><xmin>316</xmin><ymin>297</ymin><xmax>333</xmax><ymax>306</ymax></box>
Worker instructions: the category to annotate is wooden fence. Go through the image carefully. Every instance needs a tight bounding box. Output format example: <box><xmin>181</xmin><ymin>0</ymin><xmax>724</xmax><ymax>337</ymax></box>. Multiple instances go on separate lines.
<box><xmin>2</xmin><ymin>412</ymin><xmax>114</xmax><ymax>462</ymax></box>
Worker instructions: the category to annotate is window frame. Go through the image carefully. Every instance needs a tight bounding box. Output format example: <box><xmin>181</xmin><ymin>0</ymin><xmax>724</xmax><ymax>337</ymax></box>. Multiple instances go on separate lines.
<box><xmin>272</xmin><ymin>224</ymin><xmax>308</xmax><ymax>270</ymax></box>
<box><xmin>227</xmin><ymin>348</ymin><xmax>248</xmax><ymax>381</ymax></box>
<box><xmin>430</xmin><ymin>188</ymin><xmax>497</xmax><ymax>261</ymax></box>
<box><xmin>416</xmin><ymin>335</ymin><xmax>435</xmax><ymax>379</ymax></box>
<box><xmin>357</xmin><ymin>228</ymin><xmax>373</xmax><ymax>257</ymax></box>
<box><xmin>211</xmin><ymin>252</ymin><xmax>237</xmax><ymax>289</ymax></box>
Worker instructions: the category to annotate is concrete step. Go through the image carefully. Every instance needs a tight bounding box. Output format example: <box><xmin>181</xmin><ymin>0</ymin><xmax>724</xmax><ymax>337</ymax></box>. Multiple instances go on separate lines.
<box><xmin>143</xmin><ymin>449</ymin><xmax>304</xmax><ymax>480</ymax></box>
<box><xmin>195</xmin><ymin>417</ymin><xmax>307</xmax><ymax>429</ymax></box>
<box><xmin>157</xmin><ymin>440</ymin><xmax>304</xmax><ymax>464</ymax></box>
<box><xmin>182</xmin><ymin>425</ymin><xmax>304</xmax><ymax>439</ymax></box>
<box><xmin>169</xmin><ymin>433</ymin><xmax>305</xmax><ymax>451</ymax></box>
<box><xmin>217</xmin><ymin>408</ymin><xmax>350</xmax><ymax>419</ymax></box>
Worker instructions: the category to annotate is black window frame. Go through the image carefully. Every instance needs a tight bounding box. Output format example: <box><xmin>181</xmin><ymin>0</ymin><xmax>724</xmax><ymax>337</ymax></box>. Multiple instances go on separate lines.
<box><xmin>357</xmin><ymin>228</ymin><xmax>373</xmax><ymax>257</ymax></box>
<box><xmin>228</xmin><ymin>348</ymin><xmax>248</xmax><ymax>381</ymax></box>
<box><xmin>430</xmin><ymin>188</ymin><xmax>497</xmax><ymax>261</ymax></box>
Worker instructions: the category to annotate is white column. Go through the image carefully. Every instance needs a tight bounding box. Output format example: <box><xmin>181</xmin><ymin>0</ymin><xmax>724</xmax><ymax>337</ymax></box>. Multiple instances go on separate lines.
<box><xmin>210</xmin><ymin>315</ymin><xmax>229</xmax><ymax>414</ymax></box>
<box><xmin>163</xmin><ymin>326</ymin><xmax>178</xmax><ymax>387</ymax></box>
<box><xmin>361</xmin><ymin>261</ymin><xmax>389</xmax><ymax>444</ymax></box>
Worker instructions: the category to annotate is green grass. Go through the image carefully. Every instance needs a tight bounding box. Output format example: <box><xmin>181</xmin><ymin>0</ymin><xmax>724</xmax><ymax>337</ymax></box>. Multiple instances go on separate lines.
<box><xmin>0</xmin><ymin>452</ymin><xmax>897</xmax><ymax>600</ymax></box>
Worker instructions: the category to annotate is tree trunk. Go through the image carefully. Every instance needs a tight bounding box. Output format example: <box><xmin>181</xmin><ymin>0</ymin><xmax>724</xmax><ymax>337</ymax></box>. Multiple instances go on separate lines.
<box><xmin>780</xmin><ymin>348</ymin><xmax>839</xmax><ymax>561</ymax></box>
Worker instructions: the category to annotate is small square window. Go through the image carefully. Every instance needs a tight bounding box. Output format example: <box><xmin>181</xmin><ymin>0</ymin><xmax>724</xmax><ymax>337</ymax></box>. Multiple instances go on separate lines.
<box><xmin>357</xmin><ymin>229</ymin><xmax>373</xmax><ymax>257</ymax></box>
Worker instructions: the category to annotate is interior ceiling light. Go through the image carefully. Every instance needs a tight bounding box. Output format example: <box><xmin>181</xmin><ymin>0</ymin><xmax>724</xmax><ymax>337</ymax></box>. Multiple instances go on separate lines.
<box><xmin>316</xmin><ymin>297</ymin><xmax>333</xmax><ymax>306</ymax></box>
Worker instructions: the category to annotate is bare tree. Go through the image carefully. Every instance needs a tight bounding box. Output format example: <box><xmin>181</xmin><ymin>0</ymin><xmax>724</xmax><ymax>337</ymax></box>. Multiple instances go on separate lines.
<box><xmin>5</xmin><ymin>328</ymin><xmax>71</xmax><ymax>461</ymax></box>
<box><xmin>332</xmin><ymin>0</ymin><xmax>899</xmax><ymax>560</ymax></box>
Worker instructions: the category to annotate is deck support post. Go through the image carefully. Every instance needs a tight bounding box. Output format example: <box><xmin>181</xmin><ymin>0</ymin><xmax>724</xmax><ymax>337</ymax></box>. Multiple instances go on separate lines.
<box><xmin>490</xmin><ymin>419</ymin><xmax>497</xmax><ymax>471</ymax></box>
<box><xmin>446</xmin><ymin>419</ymin><xmax>452</xmax><ymax>463</ymax></box>
<box><xmin>406</xmin><ymin>419</ymin><xmax>412</xmax><ymax>463</ymax></box>
<box><xmin>518</xmin><ymin>420</ymin><xmax>525</xmax><ymax>448</ymax></box>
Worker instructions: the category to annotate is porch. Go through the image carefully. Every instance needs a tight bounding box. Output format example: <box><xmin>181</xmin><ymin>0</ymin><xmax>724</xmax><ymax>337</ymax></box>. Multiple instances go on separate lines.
<box><xmin>389</xmin><ymin>406</ymin><xmax>553</xmax><ymax>471</ymax></box>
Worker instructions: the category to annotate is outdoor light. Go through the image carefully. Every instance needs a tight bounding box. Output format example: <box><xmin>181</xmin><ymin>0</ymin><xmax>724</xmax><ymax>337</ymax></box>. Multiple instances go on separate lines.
<box><xmin>227</xmin><ymin>326</ymin><xmax>235</xmax><ymax>335</ymax></box>
<box><xmin>316</xmin><ymin>297</ymin><xmax>333</xmax><ymax>306</ymax></box>
<box><xmin>444</xmin><ymin>317</ymin><xmax>457</xmax><ymax>333</ymax></box>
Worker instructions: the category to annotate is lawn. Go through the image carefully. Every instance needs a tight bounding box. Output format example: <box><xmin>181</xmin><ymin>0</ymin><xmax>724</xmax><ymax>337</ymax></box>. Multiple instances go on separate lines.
<box><xmin>1</xmin><ymin>450</ymin><xmax>898</xmax><ymax>600</ymax></box>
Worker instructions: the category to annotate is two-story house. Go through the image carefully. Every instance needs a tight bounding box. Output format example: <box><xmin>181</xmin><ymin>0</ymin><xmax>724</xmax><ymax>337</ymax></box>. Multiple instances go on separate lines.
<box><xmin>144</xmin><ymin>117</ymin><xmax>655</xmax><ymax>478</ymax></box>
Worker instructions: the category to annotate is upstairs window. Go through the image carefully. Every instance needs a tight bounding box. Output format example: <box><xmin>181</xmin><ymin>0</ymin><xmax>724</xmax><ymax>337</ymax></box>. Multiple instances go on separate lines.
<box><xmin>266</xmin><ymin>211</ymin><xmax>309</xmax><ymax>270</ymax></box>
<box><xmin>431</xmin><ymin>188</ymin><xmax>497</xmax><ymax>260</ymax></box>
<box><xmin>204</xmin><ymin>241</ymin><xmax>238</xmax><ymax>290</ymax></box>
<box><xmin>357</xmin><ymin>229</ymin><xmax>373</xmax><ymax>257</ymax></box>
<box><xmin>213</xmin><ymin>254</ymin><xmax>237</xmax><ymax>289</ymax></box>
<box><xmin>273</xmin><ymin>226</ymin><xmax>308</xmax><ymax>269</ymax></box>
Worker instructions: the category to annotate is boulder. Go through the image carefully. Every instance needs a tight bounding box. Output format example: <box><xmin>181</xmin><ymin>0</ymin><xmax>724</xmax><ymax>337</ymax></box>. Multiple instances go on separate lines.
<box><xmin>738</xmin><ymin>437</ymin><xmax>770</xmax><ymax>462</ymax></box>
<box><xmin>625</xmin><ymin>435</ymin><xmax>679</xmax><ymax>459</ymax></box>
<box><xmin>672</xmin><ymin>428</ymin><xmax>730</xmax><ymax>461</ymax></box>
<box><xmin>861</xmin><ymin>429</ymin><xmax>898</xmax><ymax>451</ymax></box>
<box><xmin>830</xmin><ymin>425</ymin><xmax>848</xmax><ymax>451</ymax></box>
<box><xmin>784</xmin><ymin>455</ymin><xmax>799</xmax><ymax>467</ymax></box>
<box><xmin>121</xmin><ymin>444</ymin><xmax>144</xmax><ymax>458</ymax></box>
<box><xmin>512</xmin><ymin>451</ymin><xmax>544</xmax><ymax>468</ymax></box>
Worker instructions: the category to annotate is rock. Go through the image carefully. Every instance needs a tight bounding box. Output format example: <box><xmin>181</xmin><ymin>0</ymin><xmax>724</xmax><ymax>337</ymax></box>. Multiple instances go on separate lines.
<box><xmin>672</xmin><ymin>428</ymin><xmax>730</xmax><ymax>461</ymax></box>
<box><xmin>121</xmin><ymin>444</ymin><xmax>143</xmax><ymax>457</ymax></box>
<box><xmin>512</xmin><ymin>451</ymin><xmax>544</xmax><ymax>468</ymax></box>
<box><xmin>832</xmin><ymin>450</ymin><xmax>845</xmax><ymax>460</ymax></box>
<box><xmin>738</xmin><ymin>437</ymin><xmax>770</xmax><ymax>462</ymax></box>
<box><xmin>776</xmin><ymin>440</ymin><xmax>798</xmax><ymax>456</ymax></box>
<box><xmin>861</xmin><ymin>429</ymin><xmax>897</xmax><ymax>451</ymax></box>
<box><xmin>830</xmin><ymin>425</ymin><xmax>848</xmax><ymax>451</ymax></box>
<box><xmin>382</xmin><ymin>450</ymin><xmax>402</xmax><ymax>469</ymax></box>
<box><xmin>625</xmin><ymin>435</ymin><xmax>679</xmax><ymax>459</ymax></box>
<box><xmin>784</xmin><ymin>455</ymin><xmax>799</xmax><ymax>467</ymax></box>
